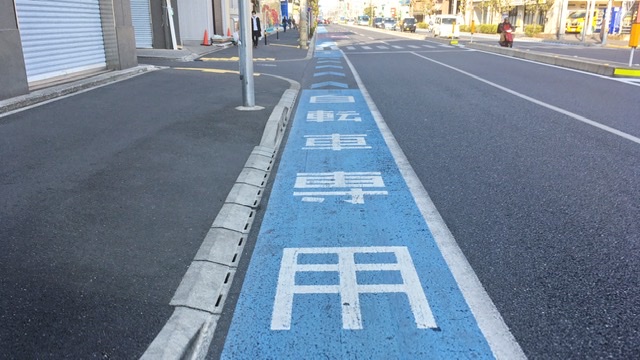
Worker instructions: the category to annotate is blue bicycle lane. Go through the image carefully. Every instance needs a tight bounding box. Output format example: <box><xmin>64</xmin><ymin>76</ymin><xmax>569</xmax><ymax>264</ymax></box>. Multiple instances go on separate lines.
<box><xmin>220</xmin><ymin>28</ymin><xmax>524</xmax><ymax>359</ymax></box>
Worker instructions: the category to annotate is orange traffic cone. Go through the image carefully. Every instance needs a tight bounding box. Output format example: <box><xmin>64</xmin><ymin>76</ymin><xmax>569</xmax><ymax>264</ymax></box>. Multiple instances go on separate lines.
<box><xmin>201</xmin><ymin>29</ymin><xmax>210</xmax><ymax>46</ymax></box>
<box><xmin>227</xmin><ymin>28</ymin><xmax>232</xmax><ymax>37</ymax></box>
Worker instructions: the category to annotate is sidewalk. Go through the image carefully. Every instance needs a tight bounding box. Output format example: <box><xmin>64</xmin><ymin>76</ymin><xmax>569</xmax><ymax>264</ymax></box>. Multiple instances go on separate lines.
<box><xmin>425</xmin><ymin>30</ymin><xmax>640</xmax><ymax>77</ymax></box>
<box><xmin>136</xmin><ymin>40</ymin><xmax>235</xmax><ymax>61</ymax></box>
<box><xmin>0</xmin><ymin>26</ymin><xmax>308</xmax><ymax>359</ymax></box>
<box><xmin>456</xmin><ymin>30</ymin><xmax>632</xmax><ymax>48</ymax></box>
<box><xmin>138</xmin><ymin>27</ymin><xmax>312</xmax><ymax>359</ymax></box>
<box><xmin>137</xmin><ymin>28</ymin><xmax>308</xmax><ymax>61</ymax></box>
<box><xmin>0</xmin><ymin>27</ymin><xmax>308</xmax><ymax>116</ymax></box>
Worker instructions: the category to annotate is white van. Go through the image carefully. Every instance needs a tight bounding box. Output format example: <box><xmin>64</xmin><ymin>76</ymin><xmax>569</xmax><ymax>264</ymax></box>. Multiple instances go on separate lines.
<box><xmin>432</xmin><ymin>15</ymin><xmax>463</xmax><ymax>38</ymax></box>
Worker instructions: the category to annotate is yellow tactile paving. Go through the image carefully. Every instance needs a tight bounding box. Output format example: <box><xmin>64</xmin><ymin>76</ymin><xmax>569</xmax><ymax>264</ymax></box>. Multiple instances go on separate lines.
<box><xmin>173</xmin><ymin>67</ymin><xmax>262</xmax><ymax>76</ymax></box>
<box><xmin>613</xmin><ymin>67</ymin><xmax>640</xmax><ymax>77</ymax></box>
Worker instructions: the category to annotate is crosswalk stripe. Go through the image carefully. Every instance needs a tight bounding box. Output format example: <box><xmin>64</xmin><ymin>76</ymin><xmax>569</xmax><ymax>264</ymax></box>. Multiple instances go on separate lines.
<box><xmin>346</xmin><ymin>44</ymin><xmax>462</xmax><ymax>51</ymax></box>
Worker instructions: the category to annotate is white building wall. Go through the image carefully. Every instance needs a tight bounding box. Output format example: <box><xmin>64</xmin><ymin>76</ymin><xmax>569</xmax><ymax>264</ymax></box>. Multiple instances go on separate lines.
<box><xmin>178</xmin><ymin>0</ymin><xmax>214</xmax><ymax>41</ymax></box>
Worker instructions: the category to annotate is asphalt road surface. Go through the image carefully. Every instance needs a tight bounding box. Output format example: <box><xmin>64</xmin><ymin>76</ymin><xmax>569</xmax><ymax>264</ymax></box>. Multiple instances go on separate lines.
<box><xmin>335</xmin><ymin>24</ymin><xmax>640</xmax><ymax>358</ymax></box>
<box><xmin>2</xmin><ymin>23</ymin><xmax>638</xmax><ymax>358</ymax></box>
<box><xmin>0</xmin><ymin>69</ymin><xmax>288</xmax><ymax>358</ymax></box>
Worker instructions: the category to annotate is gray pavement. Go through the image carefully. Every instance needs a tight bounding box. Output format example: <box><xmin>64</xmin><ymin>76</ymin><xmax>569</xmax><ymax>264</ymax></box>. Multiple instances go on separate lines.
<box><xmin>2</xmin><ymin>26</ymin><xmax>635</xmax><ymax>116</ymax></box>
<box><xmin>342</xmin><ymin>23</ymin><xmax>639</xmax><ymax>76</ymax></box>
<box><xmin>0</xmin><ymin>24</ymin><xmax>636</xmax><ymax>357</ymax></box>
<box><xmin>136</xmin><ymin>40</ymin><xmax>235</xmax><ymax>61</ymax></box>
<box><xmin>0</xmin><ymin>28</ymin><xmax>308</xmax><ymax>358</ymax></box>
<box><xmin>431</xmin><ymin>31</ymin><xmax>640</xmax><ymax>77</ymax></box>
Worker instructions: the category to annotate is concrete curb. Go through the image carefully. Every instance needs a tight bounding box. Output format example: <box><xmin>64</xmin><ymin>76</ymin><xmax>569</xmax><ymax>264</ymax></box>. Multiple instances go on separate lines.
<box><xmin>0</xmin><ymin>65</ymin><xmax>161</xmax><ymax>117</ymax></box>
<box><xmin>184</xmin><ymin>43</ymin><xmax>236</xmax><ymax>61</ymax></box>
<box><xmin>465</xmin><ymin>42</ymin><xmax>619</xmax><ymax>76</ymax></box>
<box><xmin>452</xmin><ymin>41</ymin><xmax>639</xmax><ymax>77</ymax></box>
<box><xmin>425</xmin><ymin>34</ymin><xmax>640</xmax><ymax>77</ymax></box>
<box><xmin>183</xmin><ymin>44</ymin><xmax>235</xmax><ymax>62</ymax></box>
<box><xmin>140</xmin><ymin>76</ymin><xmax>300</xmax><ymax>360</ymax></box>
<box><xmin>260</xmin><ymin>88</ymin><xmax>299</xmax><ymax>147</ymax></box>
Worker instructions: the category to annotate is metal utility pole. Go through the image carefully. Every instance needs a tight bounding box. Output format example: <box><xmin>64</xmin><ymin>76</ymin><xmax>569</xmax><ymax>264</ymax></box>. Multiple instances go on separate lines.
<box><xmin>601</xmin><ymin>0</ymin><xmax>613</xmax><ymax>45</ymax></box>
<box><xmin>557</xmin><ymin>0</ymin><xmax>569</xmax><ymax>40</ymax></box>
<box><xmin>587</xmin><ymin>0</ymin><xmax>596</xmax><ymax>36</ymax></box>
<box><xmin>581</xmin><ymin>0</ymin><xmax>592</xmax><ymax>43</ymax></box>
<box><xmin>300</xmin><ymin>0</ymin><xmax>309</xmax><ymax>49</ymax></box>
<box><xmin>237</xmin><ymin>0</ymin><xmax>255</xmax><ymax>107</ymax></box>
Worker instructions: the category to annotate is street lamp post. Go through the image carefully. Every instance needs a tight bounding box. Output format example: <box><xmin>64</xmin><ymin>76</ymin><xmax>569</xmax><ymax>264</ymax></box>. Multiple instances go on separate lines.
<box><xmin>237</xmin><ymin>0</ymin><xmax>254</xmax><ymax>107</ymax></box>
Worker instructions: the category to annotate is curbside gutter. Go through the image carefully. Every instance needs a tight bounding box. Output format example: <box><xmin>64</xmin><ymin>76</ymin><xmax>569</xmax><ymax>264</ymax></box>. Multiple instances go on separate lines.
<box><xmin>141</xmin><ymin>31</ymin><xmax>315</xmax><ymax>359</ymax></box>
<box><xmin>141</xmin><ymin>78</ymin><xmax>300</xmax><ymax>360</ymax></box>
<box><xmin>0</xmin><ymin>65</ymin><xmax>162</xmax><ymax>117</ymax></box>
<box><xmin>464</xmin><ymin>42</ymin><xmax>640</xmax><ymax>78</ymax></box>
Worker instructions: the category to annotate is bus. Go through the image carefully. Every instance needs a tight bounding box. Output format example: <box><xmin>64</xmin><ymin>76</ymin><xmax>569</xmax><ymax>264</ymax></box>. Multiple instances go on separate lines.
<box><xmin>357</xmin><ymin>15</ymin><xmax>370</xmax><ymax>26</ymax></box>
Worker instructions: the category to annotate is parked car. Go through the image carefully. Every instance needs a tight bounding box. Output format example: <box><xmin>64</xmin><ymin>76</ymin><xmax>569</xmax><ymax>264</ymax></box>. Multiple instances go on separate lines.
<box><xmin>400</xmin><ymin>18</ymin><xmax>416</xmax><ymax>32</ymax></box>
<box><xmin>373</xmin><ymin>17</ymin><xmax>384</xmax><ymax>28</ymax></box>
<box><xmin>383</xmin><ymin>18</ymin><xmax>397</xmax><ymax>30</ymax></box>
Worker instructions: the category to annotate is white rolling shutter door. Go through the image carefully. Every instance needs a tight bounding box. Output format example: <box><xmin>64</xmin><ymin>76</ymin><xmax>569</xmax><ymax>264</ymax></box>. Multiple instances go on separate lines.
<box><xmin>131</xmin><ymin>0</ymin><xmax>153</xmax><ymax>48</ymax></box>
<box><xmin>15</xmin><ymin>0</ymin><xmax>107</xmax><ymax>83</ymax></box>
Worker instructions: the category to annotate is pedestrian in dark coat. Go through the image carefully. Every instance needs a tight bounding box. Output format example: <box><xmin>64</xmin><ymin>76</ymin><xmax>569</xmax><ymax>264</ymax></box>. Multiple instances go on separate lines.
<box><xmin>251</xmin><ymin>11</ymin><xmax>261</xmax><ymax>48</ymax></box>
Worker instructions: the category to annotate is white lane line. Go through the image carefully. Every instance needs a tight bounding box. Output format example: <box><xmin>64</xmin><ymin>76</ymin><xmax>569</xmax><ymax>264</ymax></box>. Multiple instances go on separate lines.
<box><xmin>346</xmin><ymin>50</ymin><xmax>462</xmax><ymax>55</ymax></box>
<box><xmin>411</xmin><ymin>52</ymin><xmax>640</xmax><ymax>145</ymax></box>
<box><xmin>341</xmin><ymin>50</ymin><xmax>526</xmax><ymax>360</ymax></box>
<box><xmin>615</xmin><ymin>78</ymin><xmax>640</xmax><ymax>87</ymax></box>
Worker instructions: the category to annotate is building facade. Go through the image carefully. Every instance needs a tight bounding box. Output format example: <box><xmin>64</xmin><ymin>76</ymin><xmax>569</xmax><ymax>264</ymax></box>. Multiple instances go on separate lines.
<box><xmin>407</xmin><ymin>0</ymin><xmax>637</xmax><ymax>36</ymax></box>
<box><xmin>461</xmin><ymin>0</ymin><xmax>636</xmax><ymax>36</ymax></box>
<box><xmin>1</xmin><ymin>0</ymin><xmax>137</xmax><ymax>100</ymax></box>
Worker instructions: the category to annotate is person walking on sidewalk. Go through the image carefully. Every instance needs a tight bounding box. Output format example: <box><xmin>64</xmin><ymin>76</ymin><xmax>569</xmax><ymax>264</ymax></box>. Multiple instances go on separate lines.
<box><xmin>282</xmin><ymin>16</ymin><xmax>287</xmax><ymax>32</ymax></box>
<box><xmin>251</xmin><ymin>11</ymin><xmax>261</xmax><ymax>48</ymax></box>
